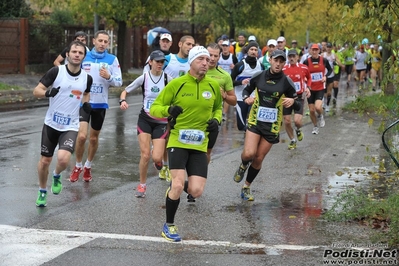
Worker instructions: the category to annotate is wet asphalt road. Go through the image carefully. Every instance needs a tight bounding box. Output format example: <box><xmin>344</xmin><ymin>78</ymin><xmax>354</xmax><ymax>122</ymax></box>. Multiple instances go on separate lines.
<box><xmin>0</xmin><ymin>82</ymin><xmax>393</xmax><ymax>266</ymax></box>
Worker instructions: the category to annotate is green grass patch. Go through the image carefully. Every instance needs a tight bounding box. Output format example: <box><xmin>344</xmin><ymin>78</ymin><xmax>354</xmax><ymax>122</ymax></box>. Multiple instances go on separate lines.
<box><xmin>0</xmin><ymin>82</ymin><xmax>24</xmax><ymax>91</ymax></box>
<box><xmin>343</xmin><ymin>93</ymin><xmax>399</xmax><ymax>118</ymax></box>
<box><xmin>334</xmin><ymin>92</ymin><xmax>399</xmax><ymax>247</ymax></box>
<box><xmin>324</xmin><ymin>187</ymin><xmax>399</xmax><ymax>247</ymax></box>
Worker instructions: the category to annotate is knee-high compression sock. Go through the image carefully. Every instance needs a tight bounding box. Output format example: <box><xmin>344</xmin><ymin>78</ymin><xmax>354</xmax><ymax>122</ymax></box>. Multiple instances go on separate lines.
<box><xmin>327</xmin><ymin>95</ymin><xmax>331</xmax><ymax>105</ymax></box>
<box><xmin>245</xmin><ymin>165</ymin><xmax>260</xmax><ymax>184</ymax></box>
<box><xmin>333</xmin><ymin>87</ymin><xmax>338</xmax><ymax>99</ymax></box>
<box><xmin>165</xmin><ymin>195</ymin><xmax>180</xmax><ymax>224</ymax></box>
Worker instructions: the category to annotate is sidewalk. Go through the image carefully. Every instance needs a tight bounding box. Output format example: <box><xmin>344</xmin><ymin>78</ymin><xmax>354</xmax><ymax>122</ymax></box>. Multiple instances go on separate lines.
<box><xmin>0</xmin><ymin>68</ymin><xmax>144</xmax><ymax>108</ymax></box>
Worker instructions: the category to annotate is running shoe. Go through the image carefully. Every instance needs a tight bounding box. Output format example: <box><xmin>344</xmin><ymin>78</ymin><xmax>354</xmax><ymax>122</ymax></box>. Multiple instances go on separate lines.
<box><xmin>288</xmin><ymin>140</ymin><xmax>297</xmax><ymax>150</ymax></box>
<box><xmin>162</xmin><ymin>223</ymin><xmax>181</xmax><ymax>242</ymax></box>
<box><xmin>165</xmin><ymin>166</ymin><xmax>171</xmax><ymax>183</ymax></box>
<box><xmin>154</xmin><ymin>161</ymin><xmax>163</xmax><ymax>171</ymax></box>
<box><xmin>69</xmin><ymin>166</ymin><xmax>82</xmax><ymax>182</ymax></box>
<box><xmin>135</xmin><ymin>184</ymin><xmax>146</xmax><ymax>198</ymax></box>
<box><xmin>312</xmin><ymin>127</ymin><xmax>319</xmax><ymax>135</ymax></box>
<box><xmin>187</xmin><ymin>194</ymin><xmax>196</xmax><ymax>203</ymax></box>
<box><xmin>305</xmin><ymin>110</ymin><xmax>310</xmax><ymax>116</ymax></box>
<box><xmin>325</xmin><ymin>105</ymin><xmax>330</xmax><ymax>112</ymax></box>
<box><xmin>36</xmin><ymin>190</ymin><xmax>47</xmax><ymax>207</ymax></box>
<box><xmin>318</xmin><ymin>115</ymin><xmax>325</xmax><ymax>128</ymax></box>
<box><xmin>159</xmin><ymin>165</ymin><xmax>171</xmax><ymax>182</ymax></box>
<box><xmin>159</xmin><ymin>166</ymin><xmax>167</xmax><ymax>180</ymax></box>
<box><xmin>241</xmin><ymin>187</ymin><xmax>254</xmax><ymax>201</ymax></box>
<box><xmin>51</xmin><ymin>175</ymin><xmax>62</xmax><ymax>195</ymax></box>
<box><xmin>233</xmin><ymin>163</ymin><xmax>248</xmax><ymax>183</ymax></box>
<box><xmin>332</xmin><ymin>98</ymin><xmax>337</xmax><ymax>108</ymax></box>
<box><xmin>296</xmin><ymin>129</ymin><xmax>304</xmax><ymax>141</ymax></box>
<box><xmin>83</xmin><ymin>167</ymin><xmax>92</xmax><ymax>182</ymax></box>
<box><xmin>368</xmin><ymin>78</ymin><xmax>373</xmax><ymax>83</ymax></box>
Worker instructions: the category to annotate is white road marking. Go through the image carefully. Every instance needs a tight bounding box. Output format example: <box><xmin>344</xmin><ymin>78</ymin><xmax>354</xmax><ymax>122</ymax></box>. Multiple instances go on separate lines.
<box><xmin>0</xmin><ymin>224</ymin><xmax>322</xmax><ymax>266</ymax></box>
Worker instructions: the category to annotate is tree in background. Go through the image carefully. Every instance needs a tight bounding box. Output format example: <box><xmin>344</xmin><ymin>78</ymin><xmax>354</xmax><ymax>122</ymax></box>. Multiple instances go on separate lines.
<box><xmin>31</xmin><ymin>0</ymin><xmax>187</xmax><ymax>71</ymax></box>
<box><xmin>191</xmin><ymin>0</ymin><xmax>274</xmax><ymax>40</ymax></box>
<box><xmin>0</xmin><ymin>0</ymin><xmax>33</xmax><ymax>18</ymax></box>
<box><xmin>332</xmin><ymin>0</ymin><xmax>399</xmax><ymax>95</ymax></box>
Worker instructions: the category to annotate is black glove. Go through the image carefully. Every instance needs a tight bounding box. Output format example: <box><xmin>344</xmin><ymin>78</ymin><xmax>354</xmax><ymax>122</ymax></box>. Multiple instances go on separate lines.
<box><xmin>82</xmin><ymin>102</ymin><xmax>92</xmax><ymax>114</ymax></box>
<box><xmin>168</xmin><ymin>106</ymin><xmax>183</xmax><ymax>119</ymax></box>
<box><xmin>206</xmin><ymin>118</ymin><xmax>219</xmax><ymax>132</ymax></box>
<box><xmin>45</xmin><ymin>86</ymin><xmax>60</xmax><ymax>97</ymax></box>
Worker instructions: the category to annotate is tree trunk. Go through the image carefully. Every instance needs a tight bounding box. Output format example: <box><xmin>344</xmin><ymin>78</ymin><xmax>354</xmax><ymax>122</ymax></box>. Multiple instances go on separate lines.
<box><xmin>382</xmin><ymin>19</ymin><xmax>394</xmax><ymax>95</ymax></box>
<box><xmin>116</xmin><ymin>20</ymin><xmax>127</xmax><ymax>73</ymax></box>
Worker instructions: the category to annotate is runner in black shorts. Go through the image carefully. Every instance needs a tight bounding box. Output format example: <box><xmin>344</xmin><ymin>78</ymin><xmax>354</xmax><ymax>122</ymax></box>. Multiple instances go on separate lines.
<box><xmin>70</xmin><ymin>30</ymin><xmax>123</xmax><ymax>183</ymax></box>
<box><xmin>282</xmin><ymin>49</ymin><xmax>311</xmax><ymax>150</ymax></box>
<box><xmin>150</xmin><ymin>46</ymin><xmax>223</xmax><ymax>242</ymax></box>
<box><xmin>233</xmin><ymin>50</ymin><xmax>300</xmax><ymax>201</ymax></box>
<box><xmin>206</xmin><ymin>43</ymin><xmax>237</xmax><ymax>163</ymax></box>
<box><xmin>120</xmin><ymin>50</ymin><xmax>173</xmax><ymax>197</ymax></box>
<box><xmin>33</xmin><ymin>41</ymin><xmax>92</xmax><ymax>207</ymax></box>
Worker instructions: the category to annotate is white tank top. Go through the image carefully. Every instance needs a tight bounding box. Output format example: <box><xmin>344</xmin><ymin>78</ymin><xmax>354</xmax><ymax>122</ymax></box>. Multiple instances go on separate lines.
<box><xmin>44</xmin><ymin>66</ymin><xmax>89</xmax><ymax>131</ymax></box>
<box><xmin>322</xmin><ymin>52</ymin><xmax>336</xmax><ymax>78</ymax></box>
<box><xmin>141</xmin><ymin>72</ymin><xmax>168</xmax><ymax>123</ymax></box>
<box><xmin>164</xmin><ymin>54</ymin><xmax>190</xmax><ymax>78</ymax></box>
<box><xmin>234</xmin><ymin>60</ymin><xmax>262</xmax><ymax>101</ymax></box>
<box><xmin>218</xmin><ymin>53</ymin><xmax>234</xmax><ymax>74</ymax></box>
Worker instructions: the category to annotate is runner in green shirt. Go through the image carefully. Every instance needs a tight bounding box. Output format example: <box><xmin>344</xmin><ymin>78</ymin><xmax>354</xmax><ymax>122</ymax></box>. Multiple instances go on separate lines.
<box><xmin>206</xmin><ymin>43</ymin><xmax>236</xmax><ymax>162</ymax></box>
<box><xmin>150</xmin><ymin>46</ymin><xmax>223</xmax><ymax>242</ymax></box>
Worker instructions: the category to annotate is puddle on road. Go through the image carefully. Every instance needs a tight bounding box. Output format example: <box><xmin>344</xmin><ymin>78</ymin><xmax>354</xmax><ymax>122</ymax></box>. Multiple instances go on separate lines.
<box><xmin>220</xmin><ymin>165</ymin><xmax>399</xmax><ymax>252</ymax></box>
<box><xmin>324</xmin><ymin>166</ymin><xmax>399</xmax><ymax>204</ymax></box>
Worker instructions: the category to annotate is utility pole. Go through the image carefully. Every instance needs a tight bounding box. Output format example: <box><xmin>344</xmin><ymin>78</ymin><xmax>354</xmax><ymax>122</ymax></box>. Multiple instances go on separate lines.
<box><xmin>191</xmin><ymin>0</ymin><xmax>195</xmax><ymax>37</ymax></box>
<box><xmin>94</xmin><ymin>1</ymin><xmax>99</xmax><ymax>33</ymax></box>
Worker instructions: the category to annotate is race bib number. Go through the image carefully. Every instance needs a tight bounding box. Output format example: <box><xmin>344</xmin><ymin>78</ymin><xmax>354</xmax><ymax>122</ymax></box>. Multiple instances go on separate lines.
<box><xmin>178</xmin><ymin>129</ymin><xmax>205</xmax><ymax>145</ymax></box>
<box><xmin>346</xmin><ymin>57</ymin><xmax>352</xmax><ymax>61</ymax></box>
<box><xmin>311</xmin><ymin>72</ymin><xmax>323</xmax><ymax>82</ymax></box>
<box><xmin>91</xmin><ymin>84</ymin><xmax>104</xmax><ymax>94</ymax></box>
<box><xmin>294</xmin><ymin>81</ymin><xmax>301</xmax><ymax>92</ymax></box>
<box><xmin>257</xmin><ymin>106</ymin><xmax>277</xmax><ymax>123</ymax></box>
<box><xmin>145</xmin><ymin>99</ymin><xmax>154</xmax><ymax>111</ymax></box>
<box><xmin>53</xmin><ymin>112</ymin><xmax>71</xmax><ymax>125</ymax></box>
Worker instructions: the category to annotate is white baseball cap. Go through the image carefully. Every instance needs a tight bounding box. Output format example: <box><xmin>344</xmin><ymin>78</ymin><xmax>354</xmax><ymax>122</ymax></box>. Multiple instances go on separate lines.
<box><xmin>267</xmin><ymin>39</ymin><xmax>277</xmax><ymax>47</ymax></box>
<box><xmin>222</xmin><ymin>40</ymin><xmax>230</xmax><ymax>46</ymax></box>
<box><xmin>248</xmin><ymin>35</ymin><xmax>256</xmax><ymax>41</ymax></box>
<box><xmin>277</xmin><ymin>36</ymin><xmax>286</xmax><ymax>42</ymax></box>
<box><xmin>160</xmin><ymin>33</ymin><xmax>172</xmax><ymax>42</ymax></box>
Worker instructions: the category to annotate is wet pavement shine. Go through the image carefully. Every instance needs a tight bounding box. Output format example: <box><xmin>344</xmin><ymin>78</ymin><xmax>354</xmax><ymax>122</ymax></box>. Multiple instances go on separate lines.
<box><xmin>0</xmin><ymin>74</ymin><xmax>397</xmax><ymax>266</ymax></box>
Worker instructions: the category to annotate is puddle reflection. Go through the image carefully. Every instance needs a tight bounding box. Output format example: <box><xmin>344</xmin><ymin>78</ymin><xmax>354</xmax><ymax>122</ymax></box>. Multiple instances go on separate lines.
<box><xmin>222</xmin><ymin>187</ymin><xmax>323</xmax><ymax>246</ymax></box>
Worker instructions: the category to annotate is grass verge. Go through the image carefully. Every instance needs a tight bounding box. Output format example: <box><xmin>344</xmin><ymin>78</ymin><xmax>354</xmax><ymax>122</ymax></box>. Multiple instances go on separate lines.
<box><xmin>324</xmin><ymin>186</ymin><xmax>399</xmax><ymax>247</ymax></box>
<box><xmin>326</xmin><ymin>92</ymin><xmax>399</xmax><ymax>248</ymax></box>
<box><xmin>0</xmin><ymin>82</ymin><xmax>24</xmax><ymax>91</ymax></box>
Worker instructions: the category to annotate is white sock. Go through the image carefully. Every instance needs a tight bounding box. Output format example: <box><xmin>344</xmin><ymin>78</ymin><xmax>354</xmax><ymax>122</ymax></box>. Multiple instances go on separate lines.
<box><xmin>76</xmin><ymin>162</ymin><xmax>83</xmax><ymax>168</ymax></box>
<box><xmin>84</xmin><ymin>160</ymin><xmax>92</xmax><ymax>168</ymax></box>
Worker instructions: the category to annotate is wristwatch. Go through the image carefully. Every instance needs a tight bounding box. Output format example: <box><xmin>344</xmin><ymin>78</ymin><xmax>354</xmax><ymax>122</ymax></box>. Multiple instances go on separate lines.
<box><xmin>119</xmin><ymin>99</ymin><xmax>126</xmax><ymax>105</ymax></box>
